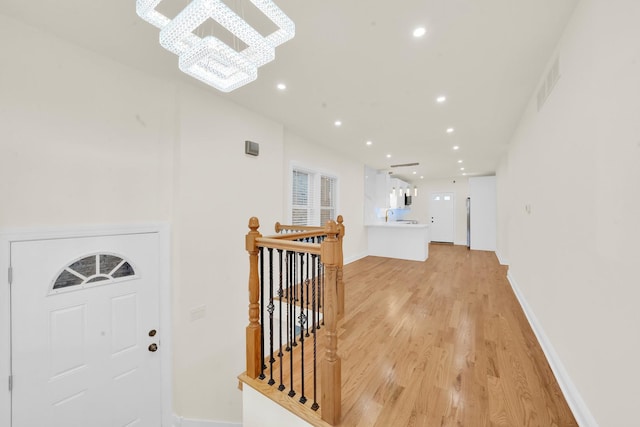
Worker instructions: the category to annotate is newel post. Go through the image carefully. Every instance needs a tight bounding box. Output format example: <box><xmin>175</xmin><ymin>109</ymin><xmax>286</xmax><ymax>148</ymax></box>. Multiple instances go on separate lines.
<box><xmin>320</xmin><ymin>220</ymin><xmax>342</xmax><ymax>424</ymax></box>
<box><xmin>246</xmin><ymin>217</ymin><xmax>262</xmax><ymax>378</ymax></box>
<box><xmin>336</xmin><ymin>215</ymin><xmax>345</xmax><ymax>319</ymax></box>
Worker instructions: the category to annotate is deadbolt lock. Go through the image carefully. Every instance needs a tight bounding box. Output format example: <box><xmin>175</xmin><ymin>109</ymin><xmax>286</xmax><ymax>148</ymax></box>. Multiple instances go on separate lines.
<box><xmin>148</xmin><ymin>329</ymin><xmax>157</xmax><ymax>337</ymax></box>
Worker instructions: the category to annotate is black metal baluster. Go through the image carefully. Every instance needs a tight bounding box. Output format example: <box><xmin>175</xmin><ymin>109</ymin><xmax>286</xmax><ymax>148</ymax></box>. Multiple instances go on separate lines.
<box><xmin>285</xmin><ymin>251</ymin><xmax>291</xmax><ymax>352</ymax></box>
<box><xmin>277</xmin><ymin>249</ymin><xmax>285</xmax><ymax>391</ymax></box>
<box><xmin>311</xmin><ymin>254</ymin><xmax>319</xmax><ymax>411</ymax></box>
<box><xmin>317</xmin><ymin>260</ymin><xmax>322</xmax><ymax>330</ymax></box>
<box><xmin>267</xmin><ymin>248</ymin><xmax>275</xmax><ymax>386</ymax></box>
<box><xmin>298</xmin><ymin>251</ymin><xmax>307</xmax><ymax>404</ymax></box>
<box><xmin>292</xmin><ymin>252</ymin><xmax>298</xmax><ymax>348</ymax></box>
<box><xmin>259</xmin><ymin>247</ymin><xmax>266</xmax><ymax>380</ymax></box>
<box><xmin>306</xmin><ymin>242</ymin><xmax>310</xmax><ymax>312</ymax></box>
<box><xmin>288</xmin><ymin>250</ymin><xmax>296</xmax><ymax>398</ymax></box>
<box><xmin>321</xmin><ymin>261</ymin><xmax>325</xmax><ymax>326</ymax></box>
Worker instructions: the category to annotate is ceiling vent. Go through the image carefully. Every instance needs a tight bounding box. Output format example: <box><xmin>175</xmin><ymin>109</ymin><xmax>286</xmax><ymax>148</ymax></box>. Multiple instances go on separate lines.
<box><xmin>537</xmin><ymin>56</ymin><xmax>560</xmax><ymax>111</ymax></box>
<box><xmin>390</xmin><ymin>162</ymin><xmax>419</xmax><ymax>168</ymax></box>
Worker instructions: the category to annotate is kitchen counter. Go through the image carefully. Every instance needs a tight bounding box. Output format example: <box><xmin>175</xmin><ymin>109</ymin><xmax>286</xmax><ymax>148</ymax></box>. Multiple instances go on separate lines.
<box><xmin>366</xmin><ymin>222</ymin><xmax>429</xmax><ymax>261</ymax></box>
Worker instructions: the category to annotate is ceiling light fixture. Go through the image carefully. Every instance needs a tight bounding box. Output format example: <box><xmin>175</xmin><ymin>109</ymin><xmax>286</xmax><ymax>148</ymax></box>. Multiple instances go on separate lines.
<box><xmin>366</xmin><ymin>140</ymin><xmax>373</xmax><ymax>146</ymax></box>
<box><xmin>420</xmin><ymin>176</ymin><xmax>424</xmax><ymax>179</ymax></box>
<box><xmin>453</xmin><ymin>146</ymin><xmax>460</xmax><ymax>150</ymax></box>
<box><xmin>446</xmin><ymin>127</ymin><xmax>455</xmax><ymax>133</ymax></box>
<box><xmin>436</xmin><ymin>96</ymin><xmax>446</xmax><ymax>103</ymax></box>
<box><xmin>136</xmin><ymin>0</ymin><xmax>295</xmax><ymax>93</ymax></box>
<box><xmin>334</xmin><ymin>120</ymin><xmax>342</xmax><ymax>127</ymax></box>
<box><xmin>386</xmin><ymin>154</ymin><xmax>392</xmax><ymax>158</ymax></box>
<box><xmin>412</xmin><ymin>171</ymin><xmax>417</xmax><ymax>175</ymax></box>
<box><xmin>277</xmin><ymin>83</ymin><xmax>287</xmax><ymax>90</ymax></box>
<box><xmin>457</xmin><ymin>160</ymin><xmax>463</xmax><ymax>163</ymax></box>
<box><xmin>460</xmin><ymin>167</ymin><xmax>465</xmax><ymax>171</ymax></box>
<box><xmin>413</xmin><ymin>27</ymin><xmax>426</xmax><ymax>38</ymax></box>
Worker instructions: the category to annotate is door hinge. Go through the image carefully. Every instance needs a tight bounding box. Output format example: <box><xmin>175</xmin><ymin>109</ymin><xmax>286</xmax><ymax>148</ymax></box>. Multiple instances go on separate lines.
<box><xmin>8</xmin><ymin>266</ymin><xmax>12</xmax><ymax>285</ymax></box>
<box><xmin>8</xmin><ymin>375</ymin><xmax>12</xmax><ymax>391</ymax></box>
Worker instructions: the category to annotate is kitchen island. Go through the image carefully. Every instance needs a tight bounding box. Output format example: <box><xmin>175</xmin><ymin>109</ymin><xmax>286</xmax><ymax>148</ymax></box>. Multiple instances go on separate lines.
<box><xmin>366</xmin><ymin>222</ymin><xmax>429</xmax><ymax>261</ymax></box>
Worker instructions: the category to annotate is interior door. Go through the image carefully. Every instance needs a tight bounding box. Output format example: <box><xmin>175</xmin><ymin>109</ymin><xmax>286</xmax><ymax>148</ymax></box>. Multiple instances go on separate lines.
<box><xmin>430</xmin><ymin>192</ymin><xmax>455</xmax><ymax>243</ymax></box>
<box><xmin>10</xmin><ymin>232</ymin><xmax>161</xmax><ymax>427</ymax></box>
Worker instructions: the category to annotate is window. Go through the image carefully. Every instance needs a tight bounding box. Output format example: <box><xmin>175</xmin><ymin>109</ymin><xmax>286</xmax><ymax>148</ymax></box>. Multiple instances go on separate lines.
<box><xmin>292</xmin><ymin>170</ymin><xmax>310</xmax><ymax>225</ymax></box>
<box><xmin>291</xmin><ymin>166</ymin><xmax>338</xmax><ymax>226</ymax></box>
<box><xmin>51</xmin><ymin>253</ymin><xmax>136</xmax><ymax>293</ymax></box>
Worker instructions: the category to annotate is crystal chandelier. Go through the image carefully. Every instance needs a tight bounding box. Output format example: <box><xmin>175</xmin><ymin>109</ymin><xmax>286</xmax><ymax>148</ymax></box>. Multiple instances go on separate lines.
<box><xmin>136</xmin><ymin>0</ymin><xmax>295</xmax><ymax>92</ymax></box>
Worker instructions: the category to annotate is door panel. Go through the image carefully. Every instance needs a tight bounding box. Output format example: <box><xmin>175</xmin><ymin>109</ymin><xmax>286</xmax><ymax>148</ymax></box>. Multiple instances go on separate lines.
<box><xmin>430</xmin><ymin>192</ymin><xmax>455</xmax><ymax>243</ymax></box>
<box><xmin>11</xmin><ymin>233</ymin><xmax>161</xmax><ymax>427</ymax></box>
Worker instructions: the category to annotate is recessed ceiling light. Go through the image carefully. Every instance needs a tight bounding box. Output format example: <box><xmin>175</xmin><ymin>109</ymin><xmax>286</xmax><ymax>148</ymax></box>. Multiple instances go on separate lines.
<box><xmin>412</xmin><ymin>171</ymin><xmax>417</xmax><ymax>175</ymax></box>
<box><xmin>446</xmin><ymin>127</ymin><xmax>455</xmax><ymax>133</ymax></box>
<box><xmin>413</xmin><ymin>27</ymin><xmax>426</xmax><ymax>38</ymax></box>
<box><xmin>366</xmin><ymin>140</ymin><xmax>373</xmax><ymax>146</ymax></box>
<box><xmin>276</xmin><ymin>83</ymin><xmax>287</xmax><ymax>90</ymax></box>
<box><xmin>334</xmin><ymin>120</ymin><xmax>342</xmax><ymax>127</ymax></box>
<box><xmin>462</xmin><ymin>173</ymin><xmax>467</xmax><ymax>176</ymax></box>
<box><xmin>460</xmin><ymin>167</ymin><xmax>465</xmax><ymax>171</ymax></box>
<box><xmin>436</xmin><ymin>96</ymin><xmax>446</xmax><ymax>103</ymax></box>
<box><xmin>386</xmin><ymin>154</ymin><xmax>392</xmax><ymax>158</ymax></box>
<box><xmin>457</xmin><ymin>160</ymin><xmax>463</xmax><ymax>163</ymax></box>
<box><xmin>420</xmin><ymin>176</ymin><xmax>424</xmax><ymax>179</ymax></box>
<box><xmin>453</xmin><ymin>146</ymin><xmax>460</xmax><ymax>150</ymax></box>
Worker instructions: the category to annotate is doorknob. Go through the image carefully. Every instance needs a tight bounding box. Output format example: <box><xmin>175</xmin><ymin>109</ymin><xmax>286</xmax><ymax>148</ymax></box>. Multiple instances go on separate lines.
<box><xmin>148</xmin><ymin>343</ymin><xmax>158</xmax><ymax>352</ymax></box>
<box><xmin>148</xmin><ymin>329</ymin><xmax>157</xmax><ymax>337</ymax></box>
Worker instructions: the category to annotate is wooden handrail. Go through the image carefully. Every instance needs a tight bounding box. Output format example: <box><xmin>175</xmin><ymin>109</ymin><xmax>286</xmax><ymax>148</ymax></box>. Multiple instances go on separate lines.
<box><xmin>255</xmin><ymin>237</ymin><xmax>321</xmax><ymax>255</ymax></box>
<box><xmin>275</xmin><ymin>222</ymin><xmax>324</xmax><ymax>233</ymax></box>
<box><xmin>262</xmin><ymin>230</ymin><xmax>327</xmax><ymax>241</ymax></box>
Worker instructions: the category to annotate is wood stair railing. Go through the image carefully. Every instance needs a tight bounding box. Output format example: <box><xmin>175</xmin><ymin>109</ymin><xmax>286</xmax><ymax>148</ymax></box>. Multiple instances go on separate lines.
<box><xmin>240</xmin><ymin>216</ymin><xmax>345</xmax><ymax>425</ymax></box>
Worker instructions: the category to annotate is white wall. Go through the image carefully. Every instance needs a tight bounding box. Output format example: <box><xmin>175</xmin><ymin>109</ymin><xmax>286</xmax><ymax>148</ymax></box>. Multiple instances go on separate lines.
<box><xmin>0</xmin><ymin>14</ymin><xmax>175</xmax><ymax>426</ymax></box>
<box><xmin>499</xmin><ymin>0</ymin><xmax>640</xmax><ymax>425</ymax></box>
<box><xmin>0</xmin><ymin>14</ymin><xmax>284</xmax><ymax>425</ymax></box>
<box><xmin>283</xmin><ymin>132</ymin><xmax>368</xmax><ymax>263</ymax></box>
<box><xmin>469</xmin><ymin>176</ymin><xmax>497</xmax><ymax>252</ymax></box>
<box><xmin>495</xmin><ymin>156</ymin><xmax>510</xmax><ymax>265</ymax></box>
<box><xmin>0</xmin><ymin>15</ymin><xmax>174</xmax><ymax>227</ymax></box>
<box><xmin>408</xmin><ymin>178</ymin><xmax>469</xmax><ymax>245</ymax></box>
<box><xmin>172</xmin><ymin>82</ymin><xmax>284</xmax><ymax>422</ymax></box>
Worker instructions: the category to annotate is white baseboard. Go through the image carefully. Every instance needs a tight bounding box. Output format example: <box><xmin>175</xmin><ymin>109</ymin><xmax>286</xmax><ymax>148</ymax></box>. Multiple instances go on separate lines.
<box><xmin>495</xmin><ymin>250</ymin><xmax>509</xmax><ymax>266</ymax></box>
<box><xmin>344</xmin><ymin>251</ymin><xmax>367</xmax><ymax>265</ymax></box>
<box><xmin>506</xmin><ymin>273</ymin><xmax>599</xmax><ymax>427</ymax></box>
<box><xmin>173</xmin><ymin>415</ymin><xmax>241</xmax><ymax>427</ymax></box>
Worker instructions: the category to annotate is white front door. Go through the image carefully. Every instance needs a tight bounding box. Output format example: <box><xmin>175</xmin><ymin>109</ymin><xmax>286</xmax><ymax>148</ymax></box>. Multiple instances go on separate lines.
<box><xmin>11</xmin><ymin>232</ymin><xmax>162</xmax><ymax>427</ymax></box>
<box><xmin>429</xmin><ymin>192</ymin><xmax>455</xmax><ymax>243</ymax></box>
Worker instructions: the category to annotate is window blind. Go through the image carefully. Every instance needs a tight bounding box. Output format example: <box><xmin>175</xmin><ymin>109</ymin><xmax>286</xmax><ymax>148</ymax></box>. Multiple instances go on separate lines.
<box><xmin>291</xmin><ymin>168</ymin><xmax>337</xmax><ymax>226</ymax></box>
<box><xmin>292</xmin><ymin>170</ymin><xmax>311</xmax><ymax>226</ymax></box>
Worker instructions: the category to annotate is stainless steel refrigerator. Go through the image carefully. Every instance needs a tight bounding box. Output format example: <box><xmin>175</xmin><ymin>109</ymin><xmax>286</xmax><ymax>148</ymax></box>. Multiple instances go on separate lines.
<box><xmin>466</xmin><ymin>197</ymin><xmax>471</xmax><ymax>249</ymax></box>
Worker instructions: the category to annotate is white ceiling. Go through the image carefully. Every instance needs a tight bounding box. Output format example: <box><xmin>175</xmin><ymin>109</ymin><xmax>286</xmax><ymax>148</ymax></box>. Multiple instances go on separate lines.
<box><xmin>2</xmin><ymin>0</ymin><xmax>579</xmax><ymax>182</ymax></box>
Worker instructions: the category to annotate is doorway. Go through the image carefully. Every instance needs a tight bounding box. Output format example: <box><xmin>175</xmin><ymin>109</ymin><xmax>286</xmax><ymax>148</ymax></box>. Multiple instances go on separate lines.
<box><xmin>429</xmin><ymin>192</ymin><xmax>455</xmax><ymax>243</ymax></box>
<box><xmin>5</xmin><ymin>229</ymin><xmax>167</xmax><ymax>427</ymax></box>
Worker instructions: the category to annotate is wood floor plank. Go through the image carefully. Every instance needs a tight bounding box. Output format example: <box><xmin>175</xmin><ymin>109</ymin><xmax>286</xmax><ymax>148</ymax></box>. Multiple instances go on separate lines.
<box><xmin>248</xmin><ymin>244</ymin><xmax>577</xmax><ymax>426</ymax></box>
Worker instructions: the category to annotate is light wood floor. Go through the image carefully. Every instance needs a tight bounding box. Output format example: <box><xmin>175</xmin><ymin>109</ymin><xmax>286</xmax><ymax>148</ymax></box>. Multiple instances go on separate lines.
<box><xmin>245</xmin><ymin>244</ymin><xmax>577</xmax><ymax>426</ymax></box>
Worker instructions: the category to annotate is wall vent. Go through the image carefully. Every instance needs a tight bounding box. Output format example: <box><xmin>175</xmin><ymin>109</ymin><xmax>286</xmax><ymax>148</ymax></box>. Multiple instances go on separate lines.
<box><xmin>537</xmin><ymin>56</ymin><xmax>560</xmax><ymax>111</ymax></box>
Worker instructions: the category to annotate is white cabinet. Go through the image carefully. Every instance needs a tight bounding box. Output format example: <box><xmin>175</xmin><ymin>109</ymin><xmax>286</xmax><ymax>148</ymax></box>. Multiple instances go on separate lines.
<box><xmin>367</xmin><ymin>171</ymin><xmax>412</xmax><ymax>217</ymax></box>
<box><xmin>375</xmin><ymin>173</ymin><xmax>391</xmax><ymax>208</ymax></box>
